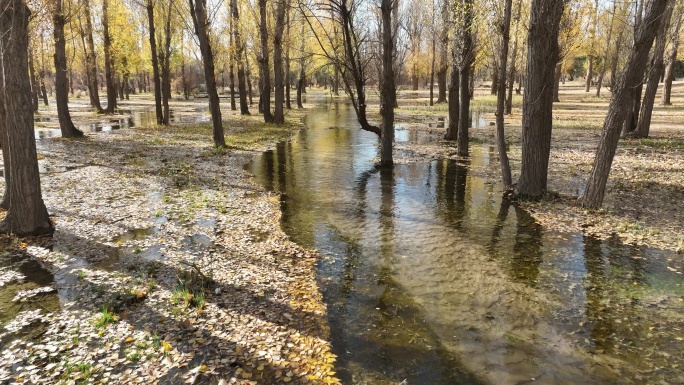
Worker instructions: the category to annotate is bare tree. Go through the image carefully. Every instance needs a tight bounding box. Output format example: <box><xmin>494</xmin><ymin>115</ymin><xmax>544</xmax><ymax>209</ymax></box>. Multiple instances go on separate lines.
<box><xmin>147</xmin><ymin>0</ymin><xmax>163</xmax><ymax>124</ymax></box>
<box><xmin>456</xmin><ymin>0</ymin><xmax>475</xmax><ymax>157</ymax></box>
<box><xmin>632</xmin><ymin>0</ymin><xmax>674</xmax><ymax>138</ymax></box>
<box><xmin>582</xmin><ymin>0</ymin><xmax>670</xmax><ymax>208</ymax></box>
<box><xmin>231</xmin><ymin>0</ymin><xmax>250</xmax><ymax>114</ymax></box>
<box><xmin>0</xmin><ymin>0</ymin><xmax>53</xmax><ymax>234</ymax></box>
<box><xmin>379</xmin><ymin>0</ymin><xmax>395</xmax><ymax>165</ymax></box>
<box><xmin>53</xmin><ymin>0</ymin><xmax>84</xmax><ymax>137</ymax></box>
<box><xmin>79</xmin><ymin>0</ymin><xmax>103</xmax><ymax>112</ymax></box>
<box><xmin>273</xmin><ymin>0</ymin><xmax>287</xmax><ymax>124</ymax></box>
<box><xmin>189</xmin><ymin>0</ymin><xmax>226</xmax><ymax>147</ymax></box>
<box><xmin>661</xmin><ymin>3</ymin><xmax>683</xmax><ymax>105</ymax></box>
<box><xmin>515</xmin><ymin>0</ymin><xmax>566</xmax><ymax>198</ymax></box>
<box><xmin>495</xmin><ymin>0</ymin><xmax>513</xmax><ymax>188</ymax></box>
<box><xmin>103</xmin><ymin>0</ymin><xmax>117</xmax><ymax>112</ymax></box>
<box><xmin>258</xmin><ymin>0</ymin><xmax>273</xmax><ymax>122</ymax></box>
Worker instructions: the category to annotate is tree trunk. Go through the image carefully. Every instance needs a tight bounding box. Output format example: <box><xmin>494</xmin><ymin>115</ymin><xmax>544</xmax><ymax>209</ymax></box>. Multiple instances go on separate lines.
<box><xmin>103</xmin><ymin>0</ymin><xmax>117</xmax><ymax>112</ymax></box>
<box><xmin>490</xmin><ymin>69</ymin><xmax>498</xmax><ymax>95</ymax></box>
<box><xmin>633</xmin><ymin>1</ymin><xmax>674</xmax><ymax>138</ymax></box>
<box><xmin>495</xmin><ymin>0</ymin><xmax>513</xmax><ymax>188</ymax></box>
<box><xmin>445</xmin><ymin>65</ymin><xmax>459</xmax><ymax>140</ymax></box>
<box><xmin>429</xmin><ymin>28</ymin><xmax>435</xmax><ymax>106</ymax></box>
<box><xmin>515</xmin><ymin>0</ymin><xmax>565</xmax><ymax>198</ymax></box>
<box><xmin>623</xmin><ymin>83</ymin><xmax>643</xmax><ymax>135</ymax></box>
<box><xmin>231</xmin><ymin>0</ymin><xmax>249</xmax><ymax>114</ymax></box>
<box><xmin>273</xmin><ymin>0</ymin><xmax>286</xmax><ymax>124</ymax></box>
<box><xmin>245</xmin><ymin>52</ymin><xmax>253</xmax><ymax>105</ymax></box>
<box><xmin>285</xmin><ymin>2</ymin><xmax>291</xmax><ymax>110</ymax></box>
<box><xmin>506</xmin><ymin>30</ymin><xmax>519</xmax><ymax>114</ymax></box>
<box><xmin>28</xmin><ymin>50</ymin><xmax>39</xmax><ymax>112</ymax></box>
<box><xmin>161</xmin><ymin>3</ymin><xmax>172</xmax><ymax>124</ymax></box>
<box><xmin>456</xmin><ymin>0</ymin><xmax>475</xmax><ymax>156</ymax></box>
<box><xmin>189</xmin><ymin>0</ymin><xmax>225</xmax><ymax>147</ymax></box>
<box><xmin>258</xmin><ymin>0</ymin><xmax>273</xmax><ymax>122</ymax></box>
<box><xmin>82</xmin><ymin>0</ymin><xmax>102</xmax><ymax>112</ymax></box>
<box><xmin>595</xmin><ymin>1</ymin><xmax>617</xmax><ymax>98</ymax></box>
<box><xmin>229</xmin><ymin>62</ymin><xmax>236</xmax><ymax>110</ymax></box>
<box><xmin>662</xmin><ymin>7</ymin><xmax>683</xmax><ymax>105</ymax></box>
<box><xmin>296</xmin><ymin>17</ymin><xmax>305</xmax><ymax>109</ymax></box>
<box><xmin>583</xmin><ymin>0</ymin><xmax>669</xmax><ymax>209</ymax></box>
<box><xmin>436</xmin><ymin>0</ymin><xmax>448</xmax><ymax>103</ymax></box>
<box><xmin>53</xmin><ymin>0</ymin><xmax>84</xmax><ymax>138</ymax></box>
<box><xmin>147</xmin><ymin>0</ymin><xmax>163</xmax><ymax>124</ymax></box>
<box><xmin>379</xmin><ymin>0</ymin><xmax>395</xmax><ymax>166</ymax></box>
<box><xmin>39</xmin><ymin>76</ymin><xmax>49</xmax><ymax>106</ymax></box>
<box><xmin>553</xmin><ymin>62</ymin><xmax>561</xmax><ymax>102</ymax></box>
<box><xmin>0</xmin><ymin>0</ymin><xmax>54</xmax><ymax>234</ymax></box>
<box><xmin>585</xmin><ymin>55</ymin><xmax>593</xmax><ymax>92</ymax></box>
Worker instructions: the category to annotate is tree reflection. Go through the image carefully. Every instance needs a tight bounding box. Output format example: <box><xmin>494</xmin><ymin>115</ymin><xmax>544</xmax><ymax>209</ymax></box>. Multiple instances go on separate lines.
<box><xmin>582</xmin><ymin>235</ymin><xmax>616</xmax><ymax>353</ymax></box>
<box><xmin>511</xmin><ymin>205</ymin><xmax>543</xmax><ymax>286</ymax></box>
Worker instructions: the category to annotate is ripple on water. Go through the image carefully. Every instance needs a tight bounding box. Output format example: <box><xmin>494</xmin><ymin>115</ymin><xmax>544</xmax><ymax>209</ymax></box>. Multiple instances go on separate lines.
<box><xmin>246</xmin><ymin>101</ymin><xmax>684</xmax><ymax>385</ymax></box>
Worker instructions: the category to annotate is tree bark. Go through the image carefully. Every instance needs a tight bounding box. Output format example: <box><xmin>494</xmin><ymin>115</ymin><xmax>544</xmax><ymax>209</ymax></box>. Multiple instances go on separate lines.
<box><xmin>515</xmin><ymin>0</ymin><xmax>565</xmax><ymax>198</ymax></box>
<box><xmin>53</xmin><ymin>0</ymin><xmax>84</xmax><ymax>138</ymax></box>
<box><xmin>495</xmin><ymin>0</ymin><xmax>513</xmax><ymax>188</ymax></box>
<box><xmin>583</xmin><ymin>0</ymin><xmax>669</xmax><ymax>208</ymax></box>
<box><xmin>258</xmin><ymin>0</ymin><xmax>273</xmax><ymax>122</ymax></box>
<box><xmin>273</xmin><ymin>0</ymin><xmax>286</xmax><ymax>124</ymax></box>
<box><xmin>633</xmin><ymin>1</ymin><xmax>674</xmax><ymax>138</ymax></box>
<box><xmin>379</xmin><ymin>0</ymin><xmax>395</xmax><ymax>166</ymax></box>
<box><xmin>189</xmin><ymin>0</ymin><xmax>225</xmax><ymax>147</ymax></box>
<box><xmin>0</xmin><ymin>0</ymin><xmax>54</xmax><ymax>234</ymax></box>
<box><xmin>103</xmin><ymin>0</ymin><xmax>117</xmax><ymax>112</ymax></box>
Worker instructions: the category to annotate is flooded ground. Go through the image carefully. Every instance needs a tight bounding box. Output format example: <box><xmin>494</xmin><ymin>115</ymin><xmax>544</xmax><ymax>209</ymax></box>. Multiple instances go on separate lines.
<box><xmin>33</xmin><ymin>104</ymin><xmax>210</xmax><ymax>140</ymax></box>
<box><xmin>247</xmin><ymin>101</ymin><xmax>684</xmax><ymax>384</ymax></box>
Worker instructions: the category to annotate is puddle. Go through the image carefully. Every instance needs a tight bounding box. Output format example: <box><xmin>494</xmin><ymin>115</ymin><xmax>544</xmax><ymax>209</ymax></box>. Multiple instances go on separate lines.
<box><xmin>112</xmin><ymin>228</ymin><xmax>155</xmax><ymax>244</ymax></box>
<box><xmin>0</xmin><ymin>251</ymin><xmax>60</xmax><ymax>342</ymax></box>
<box><xmin>33</xmin><ymin>108</ymin><xmax>210</xmax><ymax>140</ymax></box>
<box><xmin>181</xmin><ymin>234</ymin><xmax>214</xmax><ymax>251</ymax></box>
<box><xmin>425</xmin><ymin>111</ymin><xmax>491</xmax><ymax>129</ymax></box>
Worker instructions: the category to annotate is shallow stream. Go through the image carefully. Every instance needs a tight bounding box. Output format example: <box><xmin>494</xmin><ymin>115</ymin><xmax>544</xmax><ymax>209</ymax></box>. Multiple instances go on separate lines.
<box><xmin>246</xmin><ymin>101</ymin><xmax>684</xmax><ymax>384</ymax></box>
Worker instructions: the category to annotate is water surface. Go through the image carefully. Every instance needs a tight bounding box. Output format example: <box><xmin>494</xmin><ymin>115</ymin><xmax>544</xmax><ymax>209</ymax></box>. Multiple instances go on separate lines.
<box><xmin>246</xmin><ymin>100</ymin><xmax>684</xmax><ymax>384</ymax></box>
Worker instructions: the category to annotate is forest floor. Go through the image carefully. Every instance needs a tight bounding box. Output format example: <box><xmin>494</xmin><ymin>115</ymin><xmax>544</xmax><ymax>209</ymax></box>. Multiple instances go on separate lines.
<box><xmin>369</xmin><ymin>80</ymin><xmax>684</xmax><ymax>253</ymax></box>
<box><xmin>1</xmin><ymin>96</ymin><xmax>339</xmax><ymax>385</ymax></box>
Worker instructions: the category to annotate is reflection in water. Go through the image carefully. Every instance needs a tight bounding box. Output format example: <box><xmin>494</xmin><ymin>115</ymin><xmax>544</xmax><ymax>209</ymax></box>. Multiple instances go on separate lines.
<box><xmin>246</xmin><ymin>101</ymin><xmax>684</xmax><ymax>384</ymax></box>
<box><xmin>34</xmin><ymin>108</ymin><xmax>210</xmax><ymax>140</ymax></box>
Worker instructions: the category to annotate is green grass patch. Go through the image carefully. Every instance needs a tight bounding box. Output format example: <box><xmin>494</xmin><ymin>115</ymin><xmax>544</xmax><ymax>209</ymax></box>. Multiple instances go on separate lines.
<box><xmin>94</xmin><ymin>306</ymin><xmax>119</xmax><ymax>328</ymax></box>
<box><xmin>624</xmin><ymin>138</ymin><xmax>684</xmax><ymax>151</ymax></box>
